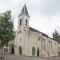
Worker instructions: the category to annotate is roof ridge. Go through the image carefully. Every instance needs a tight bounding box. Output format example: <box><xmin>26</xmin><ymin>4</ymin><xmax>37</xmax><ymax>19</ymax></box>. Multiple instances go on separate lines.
<box><xmin>29</xmin><ymin>27</ymin><xmax>49</xmax><ymax>38</ymax></box>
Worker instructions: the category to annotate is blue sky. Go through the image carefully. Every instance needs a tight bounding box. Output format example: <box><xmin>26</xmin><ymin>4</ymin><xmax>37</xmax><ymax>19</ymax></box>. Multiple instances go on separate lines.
<box><xmin>0</xmin><ymin>0</ymin><xmax>60</xmax><ymax>37</ymax></box>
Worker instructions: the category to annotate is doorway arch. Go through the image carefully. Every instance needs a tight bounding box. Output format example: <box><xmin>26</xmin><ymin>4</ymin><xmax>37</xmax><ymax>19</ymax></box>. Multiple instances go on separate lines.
<box><xmin>19</xmin><ymin>46</ymin><xmax>22</xmax><ymax>55</ymax></box>
<box><xmin>32</xmin><ymin>47</ymin><xmax>35</xmax><ymax>56</ymax></box>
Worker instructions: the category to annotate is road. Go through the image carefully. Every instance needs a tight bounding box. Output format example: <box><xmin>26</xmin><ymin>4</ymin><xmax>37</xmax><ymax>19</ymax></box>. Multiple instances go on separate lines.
<box><xmin>5</xmin><ymin>55</ymin><xmax>60</xmax><ymax>60</ymax></box>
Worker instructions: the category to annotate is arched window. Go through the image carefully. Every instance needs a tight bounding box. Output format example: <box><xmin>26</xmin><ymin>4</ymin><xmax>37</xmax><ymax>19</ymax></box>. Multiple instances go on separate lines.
<box><xmin>20</xmin><ymin>19</ymin><xmax>22</xmax><ymax>25</ymax></box>
<box><xmin>25</xmin><ymin>19</ymin><xmax>27</xmax><ymax>26</ymax></box>
<box><xmin>19</xmin><ymin>46</ymin><xmax>22</xmax><ymax>55</ymax></box>
<box><xmin>32</xmin><ymin>47</ymin><xmax>35</xmax><ymax>56</ymax></box>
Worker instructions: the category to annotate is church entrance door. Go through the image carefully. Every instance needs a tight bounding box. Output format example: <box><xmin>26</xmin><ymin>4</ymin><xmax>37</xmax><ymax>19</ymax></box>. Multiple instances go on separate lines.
<box><xmin>19</xmin><ymin>46</ymin><xmax>22</xmax><ymax>55</ymax></box>
<box><xmin>32</xmin><ymin>47</ymin><xmax>35</xmax><ymax>56</ymax></box>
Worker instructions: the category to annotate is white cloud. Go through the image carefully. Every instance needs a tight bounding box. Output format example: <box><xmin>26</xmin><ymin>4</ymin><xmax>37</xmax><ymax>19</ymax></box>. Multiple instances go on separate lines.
<box><xmin>0</xmin><ymin>0</ymin><xmax>60</xmax><ymax>37</ymax></box>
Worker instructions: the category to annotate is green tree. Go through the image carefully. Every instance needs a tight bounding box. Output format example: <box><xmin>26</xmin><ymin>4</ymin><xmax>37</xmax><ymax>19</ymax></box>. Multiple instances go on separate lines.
<box><xmin>37</xmin><ymin>47</ymin><xmax>39</xmax><ymax>57</ymax></box>
<box><xmin>0</xmin><ymin>11</ymin><xmax>14</xmax><ymax>57</ymax></box>
<box><xmin>53</xmin><ymin>30</ymin><xmax>59</xmax><ymax>40</ymax></box>
<box><xmin>53</xmin><ymin>30</ymin><xmax>60</xmax><ymax>42</ymax></box>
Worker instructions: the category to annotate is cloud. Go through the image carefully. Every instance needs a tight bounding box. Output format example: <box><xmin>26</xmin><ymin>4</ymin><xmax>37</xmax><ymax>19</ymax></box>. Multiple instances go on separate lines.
<box><xmin>0</xmin><ymin>0</ymin><xmax>60</xmax><ymax>37</ymax></box>
<box><xmin>39</xmin><ymin>0</ymin><xmax>60</xmax><ymax>16</ymax></box>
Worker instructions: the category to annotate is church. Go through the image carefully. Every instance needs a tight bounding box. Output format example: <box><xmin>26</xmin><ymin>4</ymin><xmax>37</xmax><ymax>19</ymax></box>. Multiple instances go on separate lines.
<box><xmin>14</xmin><ymin>4</ymin><xmax>58</xmax><ymax>57</ymax></box>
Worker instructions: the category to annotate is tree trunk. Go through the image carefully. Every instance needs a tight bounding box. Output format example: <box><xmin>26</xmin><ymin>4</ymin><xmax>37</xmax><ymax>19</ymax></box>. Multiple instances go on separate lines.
<box><xmin>1</xmin><ymin>46</ymin><xmax>3</xmax><ymax>58</ymax></box>
<box><xmin>0</xmin><ymin>46</ymin><xmax>4</xmax><ymax>60</ymax></box>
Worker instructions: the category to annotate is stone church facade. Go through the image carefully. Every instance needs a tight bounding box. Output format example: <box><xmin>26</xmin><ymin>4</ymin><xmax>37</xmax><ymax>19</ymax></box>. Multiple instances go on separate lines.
<box><xmin>14</xmin><ymin>4</ymin><xmax>58</xmax><ymax>57</ymax></box>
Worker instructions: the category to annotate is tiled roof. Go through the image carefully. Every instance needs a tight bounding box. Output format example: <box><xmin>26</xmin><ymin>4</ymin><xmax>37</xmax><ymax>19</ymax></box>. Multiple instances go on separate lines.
<box><xmin>29</xmin><ymin>27</ymin><xmax>49</xmax><ymax>38</ymax></box>
<box><xmin>29</xmin><ymin>27</ymin><xmax>40</xmax><ymax>33</ymax></box>
<box><xmin>51</xmin><ymin>38</ymin><xmax>60</xmax><ymax>43</ymax></box>
<box><xmin>29</xmin><ymin>27</ymin><xmax>59</xmax><ymax>42</ymax></box>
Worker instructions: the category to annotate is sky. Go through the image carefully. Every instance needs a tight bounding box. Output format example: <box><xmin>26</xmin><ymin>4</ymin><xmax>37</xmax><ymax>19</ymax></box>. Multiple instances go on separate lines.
<box><xmin>0</xmin><ymin>0</ymin><xmax>60</xmax><ymax>37</ymax></box>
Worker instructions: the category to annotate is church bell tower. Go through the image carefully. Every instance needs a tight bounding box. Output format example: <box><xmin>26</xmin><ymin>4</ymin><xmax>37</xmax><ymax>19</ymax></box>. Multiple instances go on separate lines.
<box><xmin>15</xmin><ymin>4</ymin><xmax>30</xmax><ymax>55</ymax></box>
<box><xmin>18</xmin><ymin>4</ymin><xmax>30</xmax><ymax>31</ymax></box>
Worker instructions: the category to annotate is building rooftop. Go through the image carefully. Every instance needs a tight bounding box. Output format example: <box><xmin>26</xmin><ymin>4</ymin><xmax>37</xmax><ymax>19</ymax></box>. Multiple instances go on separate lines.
<box><xmin>29</xmin><ymin>27</ymin><xmax>49</xmax><ymax>38</ymax></box>
<box><xmin>18</xmin><ymin>4</ymin><xmax>30</xmax><ymax>17</ymax></box>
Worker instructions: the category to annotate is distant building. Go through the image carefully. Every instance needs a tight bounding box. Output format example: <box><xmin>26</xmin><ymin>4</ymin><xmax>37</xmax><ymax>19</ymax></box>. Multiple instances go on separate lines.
<box><xmin>14</xmin><ymin>4</ymin><xmax>58</xmax><ymax>57</ymax></box>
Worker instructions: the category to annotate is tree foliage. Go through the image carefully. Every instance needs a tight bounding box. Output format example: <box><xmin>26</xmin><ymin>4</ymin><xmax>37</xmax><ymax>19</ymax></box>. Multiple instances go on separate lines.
<box><xmin>37</xmin><ymin>47</ymin><xmax>39</xmax><ymax>57</ymax></box>
<box><xmin>53</xmin><ymin>30</ymin><xmax>59</xmax><ymax>39</ymax></box>
<box><xmin>0</xmin><ymin>10</ymin><xmax>14</xmax><ymax>46</ymax></box>
<box><xmin>53</xmin><ymin>30</ymin><xmax>60</xmax><ymax>42</ymax></box>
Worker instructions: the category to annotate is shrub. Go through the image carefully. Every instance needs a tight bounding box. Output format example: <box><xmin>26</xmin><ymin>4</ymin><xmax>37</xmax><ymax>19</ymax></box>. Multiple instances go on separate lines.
<box><xmin>37</xmin><ymin>47</ymin><xmax>39</xmax><ymax>57</ymax></box>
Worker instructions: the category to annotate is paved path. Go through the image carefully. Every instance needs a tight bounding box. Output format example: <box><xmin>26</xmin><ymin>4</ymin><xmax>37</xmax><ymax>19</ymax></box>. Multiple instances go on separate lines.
<box><xmin>5</xmin><ymin>55</ymin><xmax>60</xmax><ymax>60</ymax></box>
